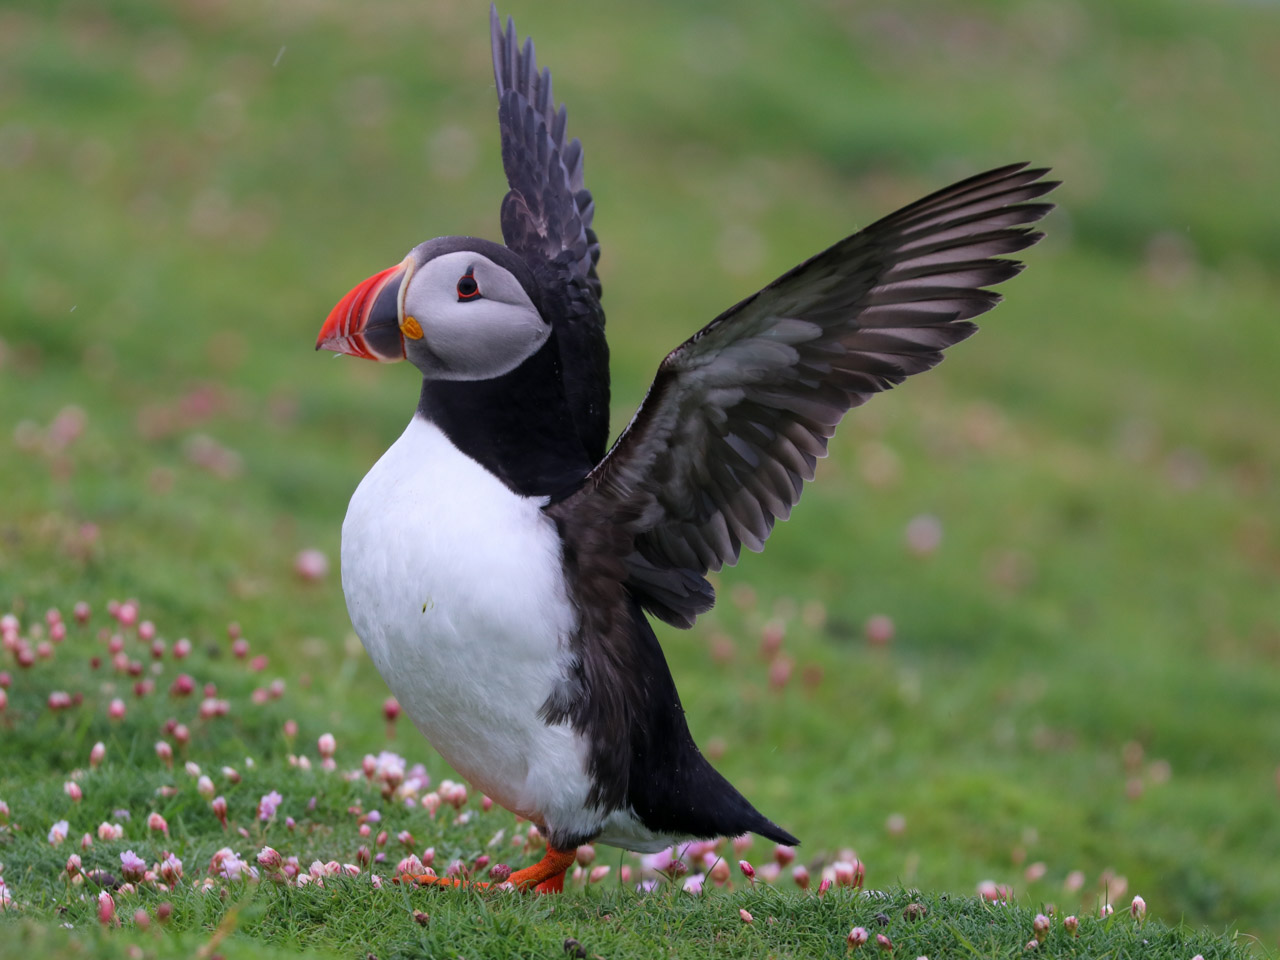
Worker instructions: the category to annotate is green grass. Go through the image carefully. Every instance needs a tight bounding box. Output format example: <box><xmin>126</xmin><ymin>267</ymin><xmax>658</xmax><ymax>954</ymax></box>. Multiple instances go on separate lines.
<box><xmin>2</xmin><ymin>0</ymin><xmax>1279</xmax><ymax>956</ymax></box>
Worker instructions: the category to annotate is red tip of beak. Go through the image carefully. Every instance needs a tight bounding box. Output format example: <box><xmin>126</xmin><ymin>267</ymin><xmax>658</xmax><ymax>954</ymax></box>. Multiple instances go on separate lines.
<box><xmin>316</xmin><ymin>262</ymin><xmax>405</xmax><ymax>359</ymax></box>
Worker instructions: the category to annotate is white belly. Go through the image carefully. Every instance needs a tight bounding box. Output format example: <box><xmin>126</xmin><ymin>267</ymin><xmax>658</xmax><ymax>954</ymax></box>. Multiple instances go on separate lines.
<box><xmin>340</xmin><ymin>415</ymin><xmax>593</xmax><ymax>832</ymax></box>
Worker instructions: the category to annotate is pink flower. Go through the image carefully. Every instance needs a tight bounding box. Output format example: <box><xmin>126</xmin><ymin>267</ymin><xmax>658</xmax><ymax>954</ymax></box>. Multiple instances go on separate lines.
<box><xmin>682</xmin><ymin>872</ymin><xmax>704</xmax><ymax>895</ymax></box>
<box><xmin>876</xmin><ymin>933</ymin><xmax>893</xmax><ymax>952</ymax></box>
<box><xmin>97</xmin><ymin>822</ymin><xmax>124</xmax><ymax>841</ymax></box>
<box><xmin>133</xmin><ymin>908</ymin><xmax>150</xmax><ymax>930</ymax></box>
<box><xmin>1130</xmin><ymin>895</ymin><xmax>1146</xmax><ymax>920</ymax></box>
<box><xmin>155</xmin><ymin>741</ymin><xmax>173</xmax><ymax>768</ymax></box>
<box><xmin>257</xmin><ymin>847</ymin><xmax>283</xmax><ymax>871</ymax></box>
<box><xmin>89</xmin><ymin>742</ymin><xmax>106</xmax><ymax>768</ymax></box>
<box><xmin>848</xmin><ymin>926</ymin><xmax>869</xmax><ymax>948</ymax></box>
<box><xmin>197</xmin><ymin>776</ymin><xmax>215</xmax><ymax>798</ymax></box>
<box><xmin>774</xmin><ymin>844</ymin><xmax>796</xmax><ymax>867</ymax></box>
<box><xmin>119</xmin><ymin>850</ymin><xmax>146</xmax><ymax>882</ymax></box>
<box><xmin>318</xmin><ymin>733</ymin><xmax>336</xmax><ymax>759</ymax></box>
<box><xmin>108</xmin><ymin>698</ymin><xmax>126</xmax><ymax>720</ymax></box>
<box><xmin>48</xmin><ymin>820</ymin><xmax>70</xmax><ymax>845</ymax></box>
<box><xmin>148</xmin><ymin>812</ymin><xmax>169</xmax><ymax>835</ymax></box>
<box><xmin>64</xmin><ymin>781</ymin><xmax>83</xmax><ymax>802</ymax></box>
<box><xmin>258</xmin><ymin>790</ymin><xmax>283</xmax><ymax>821</ymax></box>
<box><xmin>65</xmin><ymin>853</ymin><xmax>82</xmax><ymax>877</ymax></box>
<box><xmin>1063</xmin><ymin>916</ymin><xmax>1079</xmax><ymax>936</ymax></box>
<box><xmin>211</xmin><ymin>796</ymin><xmax>228</xmax><ymax>829</ymax></box>
<box><xmin>576</xmin><ymin>844</ymin><xmax>596</xmax><ymax>866</ymax></box>
<box><xmin>739</xmin><ymin>908</ymin><xmax>753</xmax><ymax>924</ymax></box>
<box><xmin>738</xmin><ymin>859</ymin><xmax>755</xmax><ymax>882</ymax></box>
<box><xmin>792</xmin><ymin>864</ymin><xmax>810</xmax><ymax>889</ymax></box>
<box><xmin>173</xmin><ymin>638</ymin><xmax>192</xmax><ymax>659</ymax></box>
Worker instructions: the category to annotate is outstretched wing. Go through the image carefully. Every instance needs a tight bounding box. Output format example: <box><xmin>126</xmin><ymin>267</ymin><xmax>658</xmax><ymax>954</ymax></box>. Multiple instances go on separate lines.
<box><xmin>551</xmin><ymin>162</ymin><xmax>1057</xmax><ymax>627</ymax></box>
<box><xmin>490</xmin><ymin>6</ymin><xmax>601</xmax><ymax>299</ymax></box>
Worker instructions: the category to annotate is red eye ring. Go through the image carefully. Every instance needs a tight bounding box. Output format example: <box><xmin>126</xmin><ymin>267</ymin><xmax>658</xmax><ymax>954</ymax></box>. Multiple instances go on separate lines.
<box><xmin>456</xmin><ymin>272</ymin><xmax>481</xmax><ymax>301</ymax></box>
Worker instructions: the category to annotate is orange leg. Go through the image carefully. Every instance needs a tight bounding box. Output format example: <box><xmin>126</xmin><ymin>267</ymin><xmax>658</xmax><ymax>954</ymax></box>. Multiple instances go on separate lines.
<box><xmin>508</xmin><ymin>845</ymin><xmax>576</xmax><ymax>893</ymax></box>
<box><xmin>398</xmin><ymin>845</ymin><xmax>576</xmax><ymax>894</ymax></box>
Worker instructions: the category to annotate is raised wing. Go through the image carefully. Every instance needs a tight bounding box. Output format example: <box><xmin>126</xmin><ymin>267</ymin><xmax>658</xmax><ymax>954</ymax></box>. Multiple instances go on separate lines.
<box><xmin>552</xmin><ymin>162</ymin><xmax>1057</xmax><ymax>627</ymax></box>
<box><xmin>490</xmin><ymin>6</ymin><xmax>601</xmax><ymax>299</ymax></box>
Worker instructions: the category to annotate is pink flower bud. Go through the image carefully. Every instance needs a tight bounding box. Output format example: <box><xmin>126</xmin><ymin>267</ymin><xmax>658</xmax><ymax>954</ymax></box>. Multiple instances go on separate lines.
<box><xmin>397</xmin><ymin>830</ymin><xmax>415</xmax><ymax>848</ymax></box>
<box><xmin>133</xmin><ymin>908</ymin><xmax>150</xmax><ymax>930</ymax></box>
<box><xmin>848</xmin><ymin>926</ymin><xmax>869</xmax><ymax>948</ymax></box>
<box><xmin>211</xmin><ymin>796</ymin><xmax>228</xmax><ymax>828</ymax></box>
<box><xmin>89</xmin><ymin>742</ymin><xmax>106</xmax><ymax>767</ymax></box>
<box><xmin>383</xmin><ymin>697</ymin><xmax>400</xmax><ymax>721</ymax></box>
<box><xmin>318</xmin><ymin>733</ymin><xmax>336</xmax><ymax>759</ymax></box>
<box><xmin>50</xmin><ymin>621</ymin><xmax>66</xmax><ymax>643</ymax></box>
<box><xmin>818</xmin><ymin>877</ymin><xmax>832</xmax><ymax>897</ymax></box>
<box><xmin>1033</xmin><ymin>913</ymin><xmax>1050</xmax><ymax>942</ymax></box>
<box><xmin>1099</xmin><ymin>903</ymin><xmax>1113</xmax><ymax>918</ymax></box>
<box><xmin>1063</xmin><ymin>915</ymin><xmax>1079</xmax><ymax>936</ymax></box>
<box><xmin>258</xmin><ymin>847</ymin><xmax>283</xmax><ymax>870</ymax></box>
<box><xmin>173</xmin><ymin>638</ymin><xmax>192</xmax><ymax>659</ymax></box>
<box><xmin>108</xmin><ymin>698</ymin><xmax>125</xmax><ymax>720</ymax></box>
<box><xmin>739</xmin><ymin>908</ymin><xmax>753</xmax><ymax>924</ymax></box>
<box><xmin>294</xmin><ymin>549</ymin><xmax>329</xmax><ymax>581</ymax></box>
<box><xmin>148</xmin><ymin>812</ymin><xmax>169</xmax><ymax>835</ymax></box>
<box><xmin>833</xmin><ymin>859</ymin><xmax>865</xmax><ymax>888</ymax></box>
<box><xmin>875</xmin><ymin>933</ymin><xmax>893</xmax><ymax>952</ymax></box>
<box><xmin>170</xmin><ymin>674</ymin><xmax>195</xmax><ymax>697</ymax></box>
<box><xmin>482</xmin><ymin>795</ymin><xmax>494</xmax><ymax>812</ymax></box>
<box><xmin>865</xmin><ymin>614</ymin><xmax>895</xmax><ymax>647</ymax></box>
<box><xmin>738</xmin><ymin>859</ymin><xmax>755</xmax><ymax>882</ymax></box>
<box><xmin>80</xmin><ymin>832</ymin><xmax>94</xmax><ymax>849</ymax></box>
<box><xmin>774</xmin><ymin>844</ymin><xmax>796</xmax><ymax>867</ymax></box>
<box><xmin>138</xmin><ymin>620</ymin><xmax>155</xmax><ymax>642</ymax></box>
<box><xmin>74</xmin><ymin>602</ymin><xmax>91</xmax><ymax>624</ymax></box>
<box><xmin>155</xmin><ymin>901</ymin><xmax>172</xmax><ymax>923</ymax></box>
<box><xmin>792</xmin><ymin>864</ymin><xmax>810</xmax><ymax>889</ymax></box>
<box><xmin>117</xmin><ymin>602</ymin><xmax>138</xmax><ymax>628</ymax></box>
<box><xmin>155</xmin><ymin>741</ymin><xmax>173</xmax><ymax>767</ymax></box>
<box><xmin>97</xmin><ymin>890</ymin><xmax>116</xmax><ymax>926</ymax></box>
<box><xmin>1024</xmin><ymin>940</ymin><xmax>1039</xmax><ymax>951</ymax></box>
<box><xmin>159</xmin><ymin>854</ymin><xmax>183</xmax><ymax>884</ymax></box>
<box><xmin>66</xmin><ymin>853</ymin><xmax>82</xmax><ymax>877</ymax></box>
<box><xmin>489</xmin><ymin>863</ymin><xmax>512</xmax><ymax>882</ymax></box>
<box><xmin>576</xmin><ymin>844</ymin><xmax>596</xmax><ymax>867</ymax></box>
<box><xmin>173</xmin><ymin>724</ymin><xmax>190</xmax><ymax>746</ymax></box>
<box><xmin>232</xmin><ymin>638</ymin><xmax>249</xmax><ymax>659</ymax></box>
<box><xmin>1130</xmin><ymin>895</ymin><xmax>1146</xmax><ymax>920</ymax></box>
<box><xmin>64</xmin><ymin>781</ymin><xmax>83</xmax><ymax>802</ymax></box>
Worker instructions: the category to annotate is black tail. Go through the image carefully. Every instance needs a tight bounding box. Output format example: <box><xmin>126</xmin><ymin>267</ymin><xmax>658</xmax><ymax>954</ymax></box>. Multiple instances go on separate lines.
<box><xmin>621</xmin><ymin>601</ymin><xmax>799</xmax><ymax>846</ymax></box>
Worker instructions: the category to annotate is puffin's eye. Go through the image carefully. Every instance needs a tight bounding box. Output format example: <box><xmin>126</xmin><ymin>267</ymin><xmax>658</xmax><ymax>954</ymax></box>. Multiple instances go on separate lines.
<box><xmin>456</xmin><ymin>273</ymin><xmax>481</xmax><ymax>301</ymax></box>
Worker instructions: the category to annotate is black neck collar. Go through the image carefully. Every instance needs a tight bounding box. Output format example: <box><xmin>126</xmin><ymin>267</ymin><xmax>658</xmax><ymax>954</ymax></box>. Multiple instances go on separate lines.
<box><xmin>416</xmin><ymin>334</ymin><xmax>594</xmax><ymax>499</ymax></box>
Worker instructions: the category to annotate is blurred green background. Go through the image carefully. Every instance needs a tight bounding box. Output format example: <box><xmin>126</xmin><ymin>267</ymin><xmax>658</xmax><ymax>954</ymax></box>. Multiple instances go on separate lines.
<box><xmin>2</xmin><ymin>0</ymin><xmax>1278</xmax><ymax>944</ymax></box>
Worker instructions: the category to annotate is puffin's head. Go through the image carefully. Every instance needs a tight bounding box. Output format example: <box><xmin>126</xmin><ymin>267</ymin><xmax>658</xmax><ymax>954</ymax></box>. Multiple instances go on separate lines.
<box><xmin>316</xmin><ymin>237</ymin><xmax>548</xmax><ymax>380</ymax></box>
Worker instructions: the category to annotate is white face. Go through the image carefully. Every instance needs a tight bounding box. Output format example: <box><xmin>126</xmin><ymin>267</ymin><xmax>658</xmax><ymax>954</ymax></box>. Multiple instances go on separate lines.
<box><xmin>400</xmin><ymin>250</ymin><xmax>549</xmax><ymax>381</ymax></box>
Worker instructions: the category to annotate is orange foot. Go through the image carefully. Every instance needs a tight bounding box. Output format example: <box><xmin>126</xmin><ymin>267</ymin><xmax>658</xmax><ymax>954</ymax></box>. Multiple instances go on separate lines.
<box><xmin>400</xmin><ymin>845</ymin><xmax>576</xmax><ymax>895</ymax></box>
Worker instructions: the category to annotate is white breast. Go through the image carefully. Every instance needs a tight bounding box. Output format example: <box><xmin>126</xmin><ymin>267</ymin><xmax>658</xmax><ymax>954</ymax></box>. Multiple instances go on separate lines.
<box><xmin>340</xmin><ymin>415</ymin><xmax>596</xmax><ymax>834</ymax></box>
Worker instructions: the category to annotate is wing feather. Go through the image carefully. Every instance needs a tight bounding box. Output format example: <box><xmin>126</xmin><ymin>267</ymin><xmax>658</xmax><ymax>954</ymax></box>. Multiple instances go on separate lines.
<box><xmin>549</xmin><ymin>163</ymin><xmax>1058</xmax><ymax>626</ymax></box>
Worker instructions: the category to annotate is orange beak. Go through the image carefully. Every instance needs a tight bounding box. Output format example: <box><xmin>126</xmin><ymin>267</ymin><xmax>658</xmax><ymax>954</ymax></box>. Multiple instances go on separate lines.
<box><xmin>316</xmin><ymin>258</ymin><xmax>411</xmax><ymax>361</ymax></box>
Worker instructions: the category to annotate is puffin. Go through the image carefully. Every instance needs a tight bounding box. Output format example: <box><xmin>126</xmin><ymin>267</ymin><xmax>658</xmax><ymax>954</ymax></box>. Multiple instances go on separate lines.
<box><xmin>316</xmin><ymin>7</ymin><xmax>1056</xmax><ymax>893</ymax></box>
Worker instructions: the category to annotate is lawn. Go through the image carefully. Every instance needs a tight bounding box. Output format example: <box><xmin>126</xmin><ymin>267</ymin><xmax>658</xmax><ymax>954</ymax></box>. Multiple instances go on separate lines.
<box><xmin>2</xmin><ymin>0</ymin><xmax>1278</xmax><ymax>957</ymax></box>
